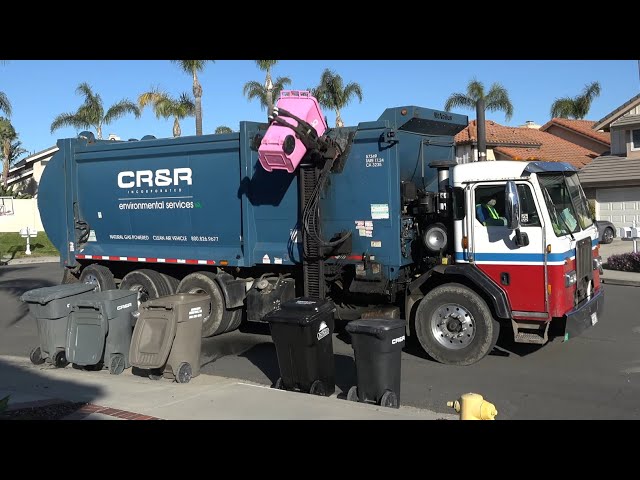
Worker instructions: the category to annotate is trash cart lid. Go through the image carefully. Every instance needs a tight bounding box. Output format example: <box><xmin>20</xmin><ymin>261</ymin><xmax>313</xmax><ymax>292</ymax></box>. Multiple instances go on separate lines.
<box><xmin>20</xmin><ymin>283</ymin><xmax>96</xmax><ymax>305</ymax></box>
<box><xmin>144</xmin><ymin>293</ymin><xmax>209</xmax><ymax>310</ymax></box>
<box><xmin>345</xmin><ymin>318</ymin><xmax>406</xmax><ymax>339</ymax></box>
<box><xmin>264</xmin><ymin>297</ymin><xmax>335</xmax><ymax>325</ymax></box>
<box><xmin>71</xmin><ymin>289</ymin><xmax>138</xmax><ymax>319</ymax></box>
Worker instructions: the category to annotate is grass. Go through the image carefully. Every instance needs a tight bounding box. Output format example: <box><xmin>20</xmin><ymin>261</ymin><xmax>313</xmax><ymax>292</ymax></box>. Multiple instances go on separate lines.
<box><xmin>0</xmin><ymin>232</ymin><xmax>59</xmax><ymax>260</ymax></box>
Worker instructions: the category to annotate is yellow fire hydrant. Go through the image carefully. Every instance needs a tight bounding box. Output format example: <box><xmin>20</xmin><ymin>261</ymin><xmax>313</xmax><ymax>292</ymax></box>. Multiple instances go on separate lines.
<box><xmin>447</xmin><ymin>393</ymin><xmax>498</xmax><ymax>420</ymax></box>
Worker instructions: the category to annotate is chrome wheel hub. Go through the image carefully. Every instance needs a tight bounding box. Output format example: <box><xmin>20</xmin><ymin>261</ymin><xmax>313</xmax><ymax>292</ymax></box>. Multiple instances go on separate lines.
<box><xmin>431</xmin><ymin>304</ymin><xmax>476</xmax><ymax>350</ymax></box>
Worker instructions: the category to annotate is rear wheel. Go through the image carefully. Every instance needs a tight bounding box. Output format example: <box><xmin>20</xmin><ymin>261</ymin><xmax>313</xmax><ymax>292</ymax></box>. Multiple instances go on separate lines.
<box><xmin>29</xmin><ymin>346</ymin><xmax>45</xmax><ymax>365</ymax></box>
<box><xmin>380</xmin><ymin>390</ymin><xmax>399</xmax><ymax>409</ymax></box>
<box><xmin>347</xmin><ymin>385</ymin><xmax>359</xmax><ymax>402</ymax></box>
<box><xmin>415</xmin><ymin>283</ymin><xmax>499</xmax><ymax>366</ymax></box>
<box><xmin>161</xmin><ymin>273</ymin><xmax>180</xmax><ymax>294</ymax></box>
<box><xmin>602</xmin><ymin>227</ymin><xmax>614</xmax><ymax>244</ymax></box>
<box><xmin>120</xmin><ymin>269</ymin><xmax>174</xmax><ymax>306</ymax></box>
<box><xmin>176</xmin><ymin>271</ymin><xmax>235</xmax><ymax>338</ymax></box>
<box><xmin>79</xmin><ymin>264</ymin><xmax>116</xmax><ymax>292</ymax></box>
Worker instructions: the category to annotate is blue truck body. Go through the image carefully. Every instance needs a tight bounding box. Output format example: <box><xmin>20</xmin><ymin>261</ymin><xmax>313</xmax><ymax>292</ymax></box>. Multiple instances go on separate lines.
<box><xmin>39</xmin><ymin>106</ymin><xmax>467</xmax><ymax>281</ymax></box>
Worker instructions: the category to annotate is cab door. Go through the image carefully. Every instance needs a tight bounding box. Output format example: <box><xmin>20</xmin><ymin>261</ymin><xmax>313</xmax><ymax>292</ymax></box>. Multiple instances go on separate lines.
<box><xmin>467</xmin><ymin>182</ymin><xmax>547</xmax><ymax>315</ymax></box>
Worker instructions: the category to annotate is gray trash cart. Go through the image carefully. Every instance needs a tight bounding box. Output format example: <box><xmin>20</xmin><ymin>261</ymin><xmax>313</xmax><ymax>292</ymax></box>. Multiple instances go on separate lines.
<box><xmin>21</xmin><ymin>283</ymin><xmax>97</xmax><ymax>368</ymax></box>
<box><xmin>67</xmin><ymin>290</ymin><xmax>138</xmax><ymax>374</ymax></box>
<box><xmin>129</xmin><ymin>294</ymin><xmax>208</xmax><ymax>384</ymax></box>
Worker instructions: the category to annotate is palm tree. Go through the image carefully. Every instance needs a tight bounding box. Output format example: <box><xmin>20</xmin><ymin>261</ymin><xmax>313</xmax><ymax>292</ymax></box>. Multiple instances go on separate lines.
<box><xmin>550</xmin><ymin>82</ymin><xmax>602</xmax><ymax>119</ymax></box>
<box><xmin>50</xmin><ymin>83</ymin><xmax>140</xmax><ymax>140</ymax></box>
<box><xmin>138</xmin><ymin>88</ymin><xmax>195</xmax><ymax>138</ymax></box>
<box><xmin>243</xmin><ymin>60</ymin><xmax>292</xmax><ymax>115</ymax></box>
<box><xmin>172</xmin><ymin>60</ymin><xmax>213</xmax><ymax>136</ymax></box>
<box><xmin>215</xmin><ymin>126</ymin><xmax>233</xmax><ymax>134</ymax></box>
<box><xmin>0</xmin><ymin>117</ymin><xmax>17</xmax><ymax>188</ymax></box>
<box><xmin>0</xmin><ymin>91</ymin><xmax>10</xmax><ymax>117</ymax></box>
<box><xmin>311</xmin><ymin>69</ymin><xmax>363</xmax><ymax>128</ymax></box>
<box><xmin>444</xmin><ymin>78</ymin><xmax>513</xmax><ymax>121</ymax></box>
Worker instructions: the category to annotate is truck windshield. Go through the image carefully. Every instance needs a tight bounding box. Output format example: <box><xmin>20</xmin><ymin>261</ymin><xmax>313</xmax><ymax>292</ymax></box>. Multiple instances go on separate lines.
<box><xmin>538</xmin><ymin>172</ymin><xmax>592</xmax><ymax>237</ymax></box>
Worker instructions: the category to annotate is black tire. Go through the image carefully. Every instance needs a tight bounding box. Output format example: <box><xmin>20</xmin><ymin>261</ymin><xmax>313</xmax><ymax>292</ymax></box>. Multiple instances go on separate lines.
<box><xmin>85</xmin><ymin>362</ymin><xmax>104</xmax><ymax>371</ymax></box>
<box><xmin>176</xmin><ymin>362</ymin><xmax>192</xmax><ymax>384</ymax></box>
<box><xmin>310</xmin><ymin>380</ymin><xmax>327</xmax><ymax>396</ymax></box>
<box><xmin>274</xmin><ymin>377</ymin><xmax>285</xmax><ymax>390</ymax></box>
<box><xmin>347</xmin><ymin>385</ymin><xmax>359</xmax><ymax>402</ymax></box>
<box><xmin>602</xmin><ymin>227</ymin><xmax>614</xmax><ymax>244</ymax></box>
<box><xmin>120</xmin><ymin>269</ymin><xmax>174</xmax><ymax>306</ymax></box>
<box><xmin>53</xmin><ymin>350</ymin><xmax>69</xmax><ymax>368</ymax></box>
<box><xmin>380</xmin><ymin>390</ymin><xmax>399</xmax><ymax>409</ymax></box>
<box><xmin>109</xmin><ymin>354</ymin><xmax>125</xmax><ymax>375</ymax></box>
<box><xmin>79</xmin><ymin>264</ymin><xmax>116</xmax><ymax>292</ymax></box>
<box><xmin>148</xmin><ymin>368</ymin><xmax>163</xmax><ymax>381</ymax></box>
<box><xmin>176</xmin><ymin>271</ymin><xmax>234</xmax><ymax>338</ymax></box>
<box><xmin>29</xmin><ymin>346</ymin><xmax>45</xmax><ymax>365</ymax></box>
<box><xmin>161</xmin><ymin>273</ymin><xmax>180</xmax><ymax>294</ymax></box>
<box><xmin>414</xmin><ymin>283</ymin><xmax>500</xmax><ymax>366</ymax></box>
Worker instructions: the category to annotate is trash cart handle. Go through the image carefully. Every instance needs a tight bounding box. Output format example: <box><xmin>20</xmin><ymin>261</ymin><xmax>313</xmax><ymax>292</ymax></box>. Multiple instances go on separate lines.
<box><xmin>72</xmin><ymin>301</ymin><xmax>100</xmax><ymax>310</ymax></box>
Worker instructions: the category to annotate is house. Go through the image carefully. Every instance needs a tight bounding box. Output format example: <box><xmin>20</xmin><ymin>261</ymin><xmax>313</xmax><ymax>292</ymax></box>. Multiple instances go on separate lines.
<box><xmin>455</xmin><ymin>120</ymin><xmax>604</xmax><ymax>168</ymax></box>
<box><xmin>6</xmin><ymin>145</ymin><xmax>58</xmax><ymax>197</ymax></box>
<box><xmin>578</xmin><ymin>93</ymin><xmax>640</xmax><ymax>227</ymax></box>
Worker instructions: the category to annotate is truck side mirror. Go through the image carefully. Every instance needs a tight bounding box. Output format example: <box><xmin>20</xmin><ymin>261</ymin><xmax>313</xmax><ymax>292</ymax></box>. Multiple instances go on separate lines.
<box><xmin>504</xmin><ymin>181</ymin><xmax>529</xmax><ymax>247</ymax></box>
<box><xmin>504</xmin><ymin>181</ymin><xmax>521</xmax><ymax>231</ymax></box>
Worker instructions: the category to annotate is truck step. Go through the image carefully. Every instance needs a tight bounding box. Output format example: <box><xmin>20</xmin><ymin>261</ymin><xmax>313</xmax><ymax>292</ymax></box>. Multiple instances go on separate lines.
<box><xmin>511</xmin><ymin>319</ymin><xmax>549</xmax><ymax>345</ymax></box>
<box><xmin>514</xmin><ymin>331</ymin><xmax>547</xmax><ymax>345</ymax></box>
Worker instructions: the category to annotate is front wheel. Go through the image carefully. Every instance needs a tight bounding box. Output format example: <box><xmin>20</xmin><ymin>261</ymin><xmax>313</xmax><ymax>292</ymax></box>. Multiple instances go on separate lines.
<box><xmin>414</xmin><ymin>283</ymin><xmax>499</xmax><ymax>366</ymax></box>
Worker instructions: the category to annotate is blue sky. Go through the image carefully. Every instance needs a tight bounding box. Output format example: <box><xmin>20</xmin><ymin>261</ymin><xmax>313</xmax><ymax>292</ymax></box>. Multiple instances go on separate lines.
<box><xmin>1</xmin><ymin>60</ymin><xmax>639</xmax><ymax>156</ymax></box>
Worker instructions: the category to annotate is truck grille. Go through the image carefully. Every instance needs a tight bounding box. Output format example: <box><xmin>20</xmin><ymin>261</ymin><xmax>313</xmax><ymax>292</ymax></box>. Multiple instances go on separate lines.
<box><xmin>575</xmin><ymin>237</ymin><xmax>593</xmax><ymax>305</ymax></box>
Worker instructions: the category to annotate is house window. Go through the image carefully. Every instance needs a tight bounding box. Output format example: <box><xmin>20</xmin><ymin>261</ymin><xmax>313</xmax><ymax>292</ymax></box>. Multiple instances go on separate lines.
<box><xmin>632</xmin><ymin>129</ymin><xmax>640</xmax><ymax>151</ymax></box>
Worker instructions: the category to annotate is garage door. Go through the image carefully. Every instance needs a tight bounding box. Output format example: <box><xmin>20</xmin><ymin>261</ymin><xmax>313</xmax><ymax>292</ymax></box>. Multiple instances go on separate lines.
<box><xmin>596</xmin><ymin>187</ymin><xmax>640</xmax><ymax>227</ymax></box>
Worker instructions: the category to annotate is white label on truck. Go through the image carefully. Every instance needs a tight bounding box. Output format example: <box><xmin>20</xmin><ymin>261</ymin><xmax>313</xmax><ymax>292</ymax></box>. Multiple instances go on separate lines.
<box><xmin>69</xmin><ymin>242</ymin><xmax>75</xmax><ymax>252</ymax></box>
<box><xmin>274</xmin><ymin>257</ymin><xmax>283</xmax><ymax>265</ymax></box>
<box><xmin>371</xmin><ymin>204</ymin><xmax>389</xmax><ymax>220</ymax></box>
<box><xmin>262</xmin><ymin>254</ymin><xmax>271</xmax><ymax>264</ymax></box>
<box><xmin>358</xmin><ymin>228</ymin><xmax>366</xmax><ymax>237</ymax></box>
<box><xmin>371</xmin><ymin>240</ymin><xmax>382</xmax><ymax>248</ymax></box>
<box><xmin>88</xmin><ymin>230</ymin><xmax>97</xmax><ymax>242</ymax></box>
<box><xmin>97</xmin><ymin>212</ymin><xmax>102</xmax><ymax>219</ymax></box>
<box><xmin>317</xmin><ymin>321</ymin><xmax>330</xmax><ymax>341</ymax></box>
<box><xmin>365</xmin><ymin>154</ymin><xmax>384</xmax><ymax>168</ymax></box>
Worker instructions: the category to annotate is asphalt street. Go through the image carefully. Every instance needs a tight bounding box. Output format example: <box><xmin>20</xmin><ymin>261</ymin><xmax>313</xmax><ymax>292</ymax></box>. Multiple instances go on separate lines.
<box><xmin>2</xmin><ymin>262</ymin><xmax>638</xmax><ymax>419</ymax></box>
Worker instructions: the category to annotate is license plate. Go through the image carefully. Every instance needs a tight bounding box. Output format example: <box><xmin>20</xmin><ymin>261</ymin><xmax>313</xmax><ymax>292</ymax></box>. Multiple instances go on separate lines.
<box><xmin>591</xmin><ymin>312</ymin><xmax>598</xmax><ymax>326</ymax></box>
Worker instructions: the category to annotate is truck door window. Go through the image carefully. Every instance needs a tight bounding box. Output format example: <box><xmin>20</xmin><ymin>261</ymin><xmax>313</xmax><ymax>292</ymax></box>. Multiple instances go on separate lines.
<box><xmin>475</xmin><ymin>184</ymin><xmax>540</xmax><ymax>227</ymax></box>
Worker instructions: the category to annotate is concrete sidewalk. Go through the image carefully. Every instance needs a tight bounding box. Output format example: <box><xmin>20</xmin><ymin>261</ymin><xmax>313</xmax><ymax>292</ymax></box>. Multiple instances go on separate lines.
<box><xmin>1</xmin><ymin>255</ymin><xmax>60</xmax><ymax>265</ymax></box>
<box><xmin>0</xmin><ymin>355</ymin><xmax>454</xmax><ymax>420</ymax></box>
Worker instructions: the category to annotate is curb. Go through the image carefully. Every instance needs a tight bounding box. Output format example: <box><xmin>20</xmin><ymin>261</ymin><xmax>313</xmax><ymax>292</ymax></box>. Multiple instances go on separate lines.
<box><xmin>2</xmin><ymin>256</ymin><xmax>60</xmax><ymax>265</ymax></box>
<box><xmin>601</xmin><ymin>278</ymin><xmax>640</xmax><ymax>287</ymax></box>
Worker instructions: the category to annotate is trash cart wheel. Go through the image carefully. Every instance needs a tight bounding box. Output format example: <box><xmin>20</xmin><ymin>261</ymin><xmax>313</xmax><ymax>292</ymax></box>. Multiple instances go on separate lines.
<box><xmin>85</xmin><ymin>362</ymin><xmax>104</xmax><ymax>371</ymax></box>
<box><xmin>347</xmin><ymin>386</ymin><xmax>359</xmax><ymax>402</ymax></box>
<box><xmin>274</xmin><ymin>377</ymin><xmax>285</xmax><ymax>390</ymax></box>
<box><xmin>109</xmin><ymin>354</ymin><xmax>126</xmax><ymax>375</ymax></box>
<box><xmin>29</xmin><ymin>346</ymin><xmax>45</xmax><ymax>365</ymax></box>
<box><xmin>176</xmin><ymin>362</ymin><xmax>192</xmax><ymax>384</ymax></box>
<box><xmin>310</xmin><ymin>380</ymin><xmax>327</xmax><ymax>397</ymax></box>
<box><xmin>380</xmin><ymin>390</ymin><xmax>399</xmax><ymax>409</ymax></box>
<box><xmin>53</xmin><ymin>350</ymin><xmax>69</xmax><ymax>368</ymax></box>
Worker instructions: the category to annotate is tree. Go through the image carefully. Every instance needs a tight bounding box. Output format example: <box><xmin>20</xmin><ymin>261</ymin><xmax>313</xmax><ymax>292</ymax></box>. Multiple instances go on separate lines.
<box><xmin>311</xmin><ymin>69</ymin><xmax>363</xmax><ymax>127</ymax></box>
<box><xmin>444</xmin><ymin>78</ymin><xmax>513</xmax><ymax>121</ymax></box>
<box><xmin>243</xmin><ymin>60</ymin><xmax>291</xmax><ymax>115</ymax></box>
<box><xmin>0</xmin><ymin>117</ymin><xmax>18</xmax><ymax>188</ymax></box>
<box><xmin>172</xmin><ymin>60</ymin><xmax>213</xmax><ymax>136</ymax></box>
<box><xmin>138</xmin><ymin>88</ymin><xmax>195</xmax><ymax>138</ymax></box>
<box><xmin>215</xmin><ymin>126</ymin><xmax>233</xmax><ymax>134</ymax></box>
<box><xmin>0</xmin><ymin>91</ymin><xmax>10</xmax><ymax>117</ymax></box>
<box><xmin>550</xmin><ymin>82</ymin><xmax>602</xmax><ymax>119</ymax></box>
<box><xmin>50</xmin><ymin>83</ymin><xmax>140</xmax><ymax>140</ymax></box>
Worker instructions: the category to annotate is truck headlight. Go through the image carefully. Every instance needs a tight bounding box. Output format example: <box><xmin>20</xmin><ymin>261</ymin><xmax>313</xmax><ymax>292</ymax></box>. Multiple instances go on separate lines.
<box><xmin>564</xmin><ymin>270</ymin><xmax>577</xmax><ymax>287</ymax></box>
<box><xmin>423</xmin><ymin>223</ymin><xmax>448</xmax><ymax>252</ymax></box>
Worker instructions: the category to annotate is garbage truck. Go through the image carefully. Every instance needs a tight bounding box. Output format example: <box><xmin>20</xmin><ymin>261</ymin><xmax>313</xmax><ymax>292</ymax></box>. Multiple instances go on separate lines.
<box><xmin>37</xmin><ymin>91</ymin><xmax>604</xmax><ymax>365</ymax></box>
